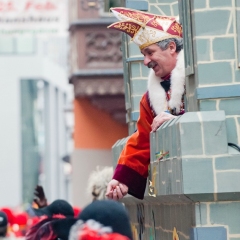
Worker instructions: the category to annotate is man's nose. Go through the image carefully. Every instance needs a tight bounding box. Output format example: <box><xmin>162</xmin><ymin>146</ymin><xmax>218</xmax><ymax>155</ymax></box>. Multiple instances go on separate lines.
<box><xmin>143</xmin><ymin>56</ymin><xmax>150</xmax><ymax>66</ymax></box>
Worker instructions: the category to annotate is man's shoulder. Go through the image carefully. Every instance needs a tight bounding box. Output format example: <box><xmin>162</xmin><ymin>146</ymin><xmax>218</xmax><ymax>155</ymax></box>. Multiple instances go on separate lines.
<box><xmin>141</xmin><ymin>91</ymin><xmax>148</xmax><ymax>101</ymax></box>
<box><xmin>140</xmin><ymin>91</ymin><xmax>155</xmax><ymax>116</ymax></box>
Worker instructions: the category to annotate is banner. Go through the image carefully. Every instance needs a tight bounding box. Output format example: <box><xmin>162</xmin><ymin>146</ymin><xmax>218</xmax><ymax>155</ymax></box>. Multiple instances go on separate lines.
<box><xmin>0</xmin><ymin>0</ymin><xmax>68</xmax><ymax>35</ymax></box>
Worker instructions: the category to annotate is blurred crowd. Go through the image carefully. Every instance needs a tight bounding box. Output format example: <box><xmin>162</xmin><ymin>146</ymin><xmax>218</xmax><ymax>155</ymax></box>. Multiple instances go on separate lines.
<box><xmin>0</xmin><ymin>166</ymin><xmax>133</xmax><ymax>240</ymax></box>
<box><xmin>0</xmin><ymin>185</ymin><xmax>81</xmax><ymax>239</ymax></box>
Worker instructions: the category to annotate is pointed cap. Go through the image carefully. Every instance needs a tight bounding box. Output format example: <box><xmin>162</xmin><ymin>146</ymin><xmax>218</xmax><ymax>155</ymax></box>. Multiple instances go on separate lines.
<box><xmin>108</xmin><ymin>7</ymin><xmax>182</xmax><ymax>50</ymax></box>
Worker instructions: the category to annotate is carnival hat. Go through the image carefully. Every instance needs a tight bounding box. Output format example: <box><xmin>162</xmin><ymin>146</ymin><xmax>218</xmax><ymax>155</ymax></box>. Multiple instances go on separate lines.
<box><xmin>32</xmin><ymin>199</ymin><xmax>74</xmax><ymax>217</ymax></box>
<box><xmin>108</xmin><ymin>7</ymin><xmax>182</xmax><ymax>50</ymax></box>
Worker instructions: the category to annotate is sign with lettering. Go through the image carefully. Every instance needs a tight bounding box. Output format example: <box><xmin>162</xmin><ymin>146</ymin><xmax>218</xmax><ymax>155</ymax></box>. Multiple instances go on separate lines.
<box><xmin>0</xmin><ymin>0</ymin><xmax>67</xmax><ymax>35</ymax></box>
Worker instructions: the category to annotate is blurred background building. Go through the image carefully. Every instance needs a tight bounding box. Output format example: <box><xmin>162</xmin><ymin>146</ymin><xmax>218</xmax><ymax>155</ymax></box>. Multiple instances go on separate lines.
<box><xmin>68</xmin><ymin>0</ymin><xmax>129</xmax><ymax>207</ymax></box>
<box><xmin>0</xmin><ymin>0</ymin><xmax>73</xmax><ymax>207</ymax></box>
<box><xmin>0</xmin><ymin>0</ymin><xmax>129</xmax><ymax>209</ymax></box>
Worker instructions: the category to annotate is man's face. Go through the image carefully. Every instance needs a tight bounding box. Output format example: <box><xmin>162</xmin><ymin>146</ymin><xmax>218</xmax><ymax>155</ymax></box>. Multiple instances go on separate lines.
<box><xmin>141</xmin><ymin>42</ymin><xmax>177</xmax><ymax>78</ymax></box>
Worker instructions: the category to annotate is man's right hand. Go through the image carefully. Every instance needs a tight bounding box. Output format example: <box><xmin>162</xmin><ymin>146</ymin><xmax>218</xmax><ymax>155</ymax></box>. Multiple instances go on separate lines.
<box><xmin>106</xmin><ymin>179</ymin><xmax>128</xmax><ymax>201</ymax></box>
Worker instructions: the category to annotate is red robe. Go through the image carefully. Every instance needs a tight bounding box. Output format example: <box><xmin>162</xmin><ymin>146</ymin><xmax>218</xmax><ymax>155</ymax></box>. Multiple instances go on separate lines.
<box><xmin>112</xmin><ymin>50</ymin><xmax>185</xmax><ymax>199</ymax></box>
<box><xmin>113</xmin><ymin>92</ymin><xmax>154</xmax><ymax>199</ymax></box>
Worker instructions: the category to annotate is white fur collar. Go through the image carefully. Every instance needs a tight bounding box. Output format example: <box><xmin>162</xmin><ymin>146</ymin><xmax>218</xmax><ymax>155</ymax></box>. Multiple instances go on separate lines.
<box><xmin>147</xmin><ymin>50</ymin><xmax>185</xmax><ymax>115</ymax></box>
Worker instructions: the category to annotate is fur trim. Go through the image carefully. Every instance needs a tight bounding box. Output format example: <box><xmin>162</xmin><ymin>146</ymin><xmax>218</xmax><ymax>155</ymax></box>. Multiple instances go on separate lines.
<box><xmin>147</xmin><ymin>70</ymin><xmax>167</xmax><ymax>115</ymax></box>
<box><xmin>147</xmin><ymin>50</ymin><xmax>185</xmax><ymax>115</ymax></box>
<box><xmin>69</xmin><ymin>219</ymin><xmax>112</xmax><ymax>240</ymax></box>
<box><xmin>87</xmin><ymin>166</ymin><xmax>113</xmax><ymax>201</ymax></box>
<box><xmin>168</xmin><ymin>50</ymin><xmax>185</xmax><ymax>113</ymax></box>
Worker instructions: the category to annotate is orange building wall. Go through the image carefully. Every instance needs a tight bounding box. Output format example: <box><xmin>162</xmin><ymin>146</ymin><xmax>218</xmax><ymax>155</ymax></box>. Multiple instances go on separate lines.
<box><xmin>74</xmin><ymin>98</ymin><xmax>128</xmax><ymax>149</ymax></box>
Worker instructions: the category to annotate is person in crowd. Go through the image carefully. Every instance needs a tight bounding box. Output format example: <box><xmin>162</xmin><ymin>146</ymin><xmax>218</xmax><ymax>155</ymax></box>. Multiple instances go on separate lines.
<box><xmin>0</xmin><ymin>210</ymin><xmax>24</xmax><ymax>240</ymax></box>
<box><xmin>25</xmin><ymin>186</ymin><xmax>76</xmax><ymax>240</ymax></box>
<box><xmin>0</xmin><ymin>211</ymin><xmax>8</xmax><ymax>238</ymax></box>
<box><xmin>12</xmin><ymin>212</ymin><xmax>28</xmax><ymax>237</ymax></box>
<box><xmin>0</xmin><ymin>208</ymin><xmax>26</xmax><ymax>239</ymax></box>
<box><xmin>31</xmin><ymin>185</ymin><xmax>80</xmax><ymax>217</ymax></box>
<box><xmin>31</xmin><ymin>199</ymin><xmax>74</xmax><ymax>218</ymax></box>
<box><xmin>69</xmin><ymin>200</ymin><xmax>132</xmax><ymax>240</ymax></box>
<box><xmin>25</xmin><ymin>216</ymin><xmax>77</xmax><ymax>240</ymax></box>
<box><xmin>25</xmin><ymin>200</ymin><xmax>76</xmax><ymax>240</ymax></box>
<box><xmin>87</xmin><ymin>166</ymin><xmax>113</xmax><ymax>201</ymax></box>
<box><xmin>25</xmin><ymin>199</ymin><xmax>133</xmax><ymax>240</ymax></box>
<box><xmin>105</xmin><ymin>7</ymin><xmax>185</xmax><ymax>200</ymax></box>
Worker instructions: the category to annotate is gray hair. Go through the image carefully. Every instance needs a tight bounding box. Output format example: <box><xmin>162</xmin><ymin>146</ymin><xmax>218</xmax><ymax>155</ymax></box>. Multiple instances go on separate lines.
<box><xmin>156</xmin><ymin>38</ymin><xmax>183</xmax><ymax>53</ymax></box>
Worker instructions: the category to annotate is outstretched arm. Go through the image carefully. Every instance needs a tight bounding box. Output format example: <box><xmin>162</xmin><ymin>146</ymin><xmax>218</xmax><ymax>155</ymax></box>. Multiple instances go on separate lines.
<box><xmin>106</xmin><ymin>93</ymin><xmax>153</xmax><ymax>200</ymax></box>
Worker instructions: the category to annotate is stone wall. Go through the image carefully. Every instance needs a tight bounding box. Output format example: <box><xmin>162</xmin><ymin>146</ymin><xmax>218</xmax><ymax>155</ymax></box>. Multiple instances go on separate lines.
<box><xmin>112</xmin><ymin>0</ymin><xmax>240</xmax><ymax>239</ymax></box>
<box><xmin>188</xmin><ymin>0</ymin><xmax>240</xmax><ymax>146</ymax></box>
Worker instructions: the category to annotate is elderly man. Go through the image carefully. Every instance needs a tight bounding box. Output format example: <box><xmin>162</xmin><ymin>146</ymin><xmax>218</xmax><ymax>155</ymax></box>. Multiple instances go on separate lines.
<box><xmin>106</xmin><ymin>8</ymin><xmax>185</xmax><ymax>200</ymax></box>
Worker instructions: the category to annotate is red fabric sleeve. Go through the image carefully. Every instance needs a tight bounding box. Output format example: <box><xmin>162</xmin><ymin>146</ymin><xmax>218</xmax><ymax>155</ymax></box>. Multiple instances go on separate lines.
<box><xmin>113</xmin><ymin>92</ymin><xmax>154</xmax><ymax>199</ymax></box>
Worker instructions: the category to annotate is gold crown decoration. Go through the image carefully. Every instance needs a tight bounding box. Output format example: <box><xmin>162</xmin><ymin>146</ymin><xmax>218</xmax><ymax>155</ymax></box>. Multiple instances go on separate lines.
<box><xmin>108</xmin><ymin>7</ymin><xmax>183</xmax><ymax>50</ymax></box>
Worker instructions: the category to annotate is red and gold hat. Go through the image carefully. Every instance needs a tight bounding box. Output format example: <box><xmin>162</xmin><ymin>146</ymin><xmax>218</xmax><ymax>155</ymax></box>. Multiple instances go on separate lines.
<box><xmin>107</xmin><ymin>7</ymin><xmax>182</xmax><ymax>50</ymax></box>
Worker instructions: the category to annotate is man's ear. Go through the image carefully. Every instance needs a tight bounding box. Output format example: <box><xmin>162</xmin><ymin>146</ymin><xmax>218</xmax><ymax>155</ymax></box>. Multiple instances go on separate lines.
<box><xmin>168</xmin><ymin>41</ymin><xmax>177</xmax><ymax>54</ymax></box>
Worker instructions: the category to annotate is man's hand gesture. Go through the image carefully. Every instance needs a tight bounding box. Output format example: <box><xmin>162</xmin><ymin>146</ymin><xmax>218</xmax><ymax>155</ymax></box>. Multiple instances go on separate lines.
<box><xmin>106</xmin><ymin>179</ymin><xmax>128</xmax><ymax>201</ymax></box>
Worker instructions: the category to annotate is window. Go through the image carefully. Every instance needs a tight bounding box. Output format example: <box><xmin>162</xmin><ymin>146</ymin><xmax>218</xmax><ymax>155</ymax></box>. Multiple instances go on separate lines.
<box><xmin>104</xmin><ymin>0</ymin><xmax>121</xmax><ymax>12</ymax></box>
<box><xmin>0</xmin><ymin>35</ymin><xmax>35</xmax><ymax>55</ymax></box>
<box><xmin>99</xmin><ymin>0</ymin><xmax>122</xmax><ymax>16</ymax></box>
<box><xmin>21</xmin><ymin>80</ymin><xmax>47</xmax><ymax>203</ymax></box>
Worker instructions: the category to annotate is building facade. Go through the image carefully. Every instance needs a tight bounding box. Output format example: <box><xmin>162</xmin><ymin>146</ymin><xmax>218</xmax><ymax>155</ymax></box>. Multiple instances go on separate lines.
<box><xmin>0</xmin><ymin>0</ymin><xmax>72</xmax><ymax>207</ymax></box>
<box><xmin>68</xmin><ymin>0</ymin><xmax>128</xmax><ymax>207</ymax></box>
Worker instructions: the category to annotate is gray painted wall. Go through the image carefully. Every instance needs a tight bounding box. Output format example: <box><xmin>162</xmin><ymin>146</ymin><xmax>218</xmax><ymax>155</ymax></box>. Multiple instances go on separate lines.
<box><xmin>71</xmin><ymin>149</ymin><xmax>113</xmax><ymax>208</ymax></box>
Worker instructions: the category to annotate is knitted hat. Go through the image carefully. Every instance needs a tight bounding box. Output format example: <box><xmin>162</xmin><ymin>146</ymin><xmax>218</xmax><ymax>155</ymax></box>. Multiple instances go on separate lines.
<box><xmin>76</xmin><ymin>200</ymin><xmax>132</xmax><ymax>240</ymax></box>
<box><xmin>108</xmin><ymin>7</ymin><xmax>182</xmax><ymax>50</ymax></box>
<box><xmin>32</xmin><ymin>199</ymin><xmax>74</xmax><ymax>217</ymax></box>
<box><xmin>69</xmin><ymin>219</ymin><xmax>130</xmax><ymax>240</ymax></box>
